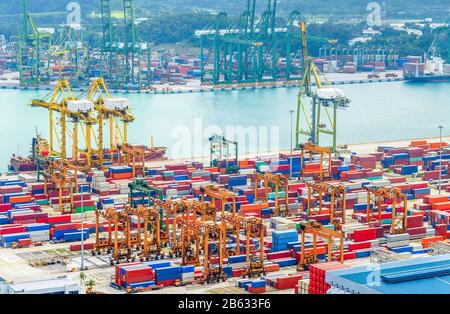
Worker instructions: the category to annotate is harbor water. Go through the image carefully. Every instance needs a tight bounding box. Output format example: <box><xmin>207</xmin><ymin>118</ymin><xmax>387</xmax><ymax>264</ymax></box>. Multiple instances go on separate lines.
<box><xmin>0</xmin><ymin>81</ymin><xmax>448</xmax><ymax>171</ymax></box>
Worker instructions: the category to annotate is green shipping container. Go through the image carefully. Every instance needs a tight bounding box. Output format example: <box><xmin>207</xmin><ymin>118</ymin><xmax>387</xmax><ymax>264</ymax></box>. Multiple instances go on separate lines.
<box><xmin>74</xmin><ymin>206</ymin><xmax>96</xmax><ymax>214</ymax></box>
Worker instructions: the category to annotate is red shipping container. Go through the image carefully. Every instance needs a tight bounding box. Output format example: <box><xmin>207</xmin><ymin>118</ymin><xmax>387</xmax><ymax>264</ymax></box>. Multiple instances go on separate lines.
<box><xmin>70</xmin><ymin>243</ymin><xmax>95</xmax><ymax>251</ymax></box>
<box><xmin>0</xmin><ymin>226</ymin><xmax>27</xmax><ymax>235</ymax></box>
<box><xmin>124</xmin><ymin>267</ymin><xmax>154</xmax><ymax>284</ymax></box>
<box><xmin>406</xmin><ymin>227</ymin><xmax>427</xmax><ymax>236</ymax></box>
<box><xmin>115</xmin><ymin>262</ymin><xmax>142</xmax><ymax>282</ymax></box>
<box><xmin>157</xmin><ymin>280</ymin><xmax>175</xmax><ymax>287</ymax></box>
<box><xmin>47</xmin><ymin>215</ymin><xmax>72</xmax><ymax>224</ymax></box>
<box><xmin>232</xmin><ymin>268</ymin><xmax>246</xmax><ymax>277</ymax></box>
<box><xmin>407</xmin><ymin>215</ymin><xmax>423</xmax><ymax>228</ymax></box>
<box><xmin>54</xmin><ymin>223</ymin><xmax>79</xmax><ymax>231</ymax></box>
<box><xmin>18</xmin><ymin>238</ymin><xmax>32</xmax><ymax>247</ymax></box>
<box><xmin>425</xmin><ymin>195</ymin><xmax>450</xmax><ymax>205</ymax></box>
<box><xmin>348</xmin><ymin>241</ymin><xmax>372</xmax><ymax>251</ymax></box>
<box><xmin>0</xmin><ymin>203</ymin><xmax>12</xmax><ymax>212</ymax></box>
<box><xmin>353</xmin><ymin>228</ymin><xmax>377</xmax><ymax>242</ymax></box>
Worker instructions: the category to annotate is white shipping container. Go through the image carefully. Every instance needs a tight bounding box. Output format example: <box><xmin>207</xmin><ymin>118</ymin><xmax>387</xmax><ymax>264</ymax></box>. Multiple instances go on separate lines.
<box><xmin>104</xmin><ymin>98</ymin><xmax>130</xmax><ymax>111</ymax></box>
<box><xmin>67</xmin><ymin>100</ymin><xmax>94</xmax><ymax>113</ymax></box>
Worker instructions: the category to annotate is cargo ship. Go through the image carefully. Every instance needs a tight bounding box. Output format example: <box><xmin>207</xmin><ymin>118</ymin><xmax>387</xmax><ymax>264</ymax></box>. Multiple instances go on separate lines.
<box><xmin>403</xmin><ymin>56</ymin><xmax>450</xmax><ymax>82</ymax></box>
<box><xmin>8</xmin><ymin>135</ymin><xmax>49</xmax><ymax>173</ymax></box>
<box><xmin>8</xmin><ymin>139</ymin><xmax>167</xmax><ymax>173</ymax></box>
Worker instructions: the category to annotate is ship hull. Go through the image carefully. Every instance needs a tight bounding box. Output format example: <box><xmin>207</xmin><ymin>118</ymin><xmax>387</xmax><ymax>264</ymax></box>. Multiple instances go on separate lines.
<box><xmin>405</xmin><ymin>75</ymin><xmax>450</xmax><ymax>83</ymax></box>
<box><xmin>9</xmin><ymin>157</ymin><xmax>37</xmax><ymax>172</ymax></box>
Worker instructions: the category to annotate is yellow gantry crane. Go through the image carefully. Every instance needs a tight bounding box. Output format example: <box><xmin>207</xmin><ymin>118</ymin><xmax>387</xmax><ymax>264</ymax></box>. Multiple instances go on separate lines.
<box><xmin>31</xmin><ymin>80</ymin><xmax>98</xmax><ymax>167</ymax></box>
<box><xmin>84</xmin><ymin>77</ymin><xmax>135</xmax><ymax>166</ymax></box>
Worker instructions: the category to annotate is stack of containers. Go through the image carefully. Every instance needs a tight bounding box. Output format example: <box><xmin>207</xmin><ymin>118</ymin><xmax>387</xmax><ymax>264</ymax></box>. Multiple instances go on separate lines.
<box><xmin>26</xmin><ymin>223</ymin><xmax>50</xmax><ymax>242</ymax></box>
<box><xmin>228</xmin><ymin>255</ymin><xmax>247</xmax><ymax>271</ymax></box>
<box><xmin>309</xmin><ymin>262</ymin><xmax>350</xmax><ymax>294</ymax></box>
<box><xmin>386</xmin><ymin>233</ymin><xmax>410</xmax><ymax>249</ymax></box>
<box><xmin>117</xmin><ymin>264</ymin><xmax>155</xmax><ymax>289</ymax></box>
<box><xmin>295</xmin><ymin>279</ymin><xmax>310</xmax><ymax>294</ymax></box>
<box><xmin>92</xmin><ymin>170</ymin><xmax>110</xmax><ymax>196</ymax></box>
<box><xmin>271</xmin><ymin>229</ymin><xmax>298</xmax><ymax>252</ymax></box>
<box><xmin>154</xmin><ymin>266</ymin><xmax>182</xmax><ymax>286</ymax></box>
<box><xmin>246</xmin><ymin>279</ymin><xmax>267</xmax><ymax>293</ymax></box>
<box><xmin>267</xmin><ymin>274</ymin><xmax>304</xmax><ymax>290</ymax></box>
<box><xmin>181</xmin><ymin>265</ymin><xmax>195</xmax><ymax>282</ymax></box>
<box><xmin>0</xmin><ymin>224</ymin><xmax>30</xmax><ymax>247</ymax></box>
<box><xmin>351</xmin><ymin>155</ymin><xmax>377</xmax><ymax>169</ymax></box>
<box><xmin>109</xmin><ymin>166</ymin><xmax>133</xmax><ymax>180</ymax></box>
<box><xmin>229</xmin><ymin>175</ymin><xmax>247</xmax><ymax>188</ymax></box>
<box><xmin>73</xmin><ymin>193</ymin><xmax>95</xmax><ymax>214</ymax></box>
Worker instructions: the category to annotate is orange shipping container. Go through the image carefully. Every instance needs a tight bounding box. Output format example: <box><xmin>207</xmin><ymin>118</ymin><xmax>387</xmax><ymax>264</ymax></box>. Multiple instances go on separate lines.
<box><xmin>111</xmin><ymin>172</ymin><xmax>133</xmax><ymax>180</ymax></box>
<box><xmin>432</xmin><ymin>201</ymin><xmax>450</xmax><ymax>211</ymax></box>
<box><xmin>264</xmin><ymin>263</ymin><xmax>280</xmax><ymax>273</ymax></box>
<box><xmin>430</xmin><ymin>142</ymin><xmax>448</xmax><ymax>149</ymax></box>
<box><xmin>303</xmin><ymin>246</ymin><xmax>327</xmax><ymax>256</ymax></box>
<box><xmin>422</xmin><ymin>236</ymin><xmax>444</xmax><ymax>248</ymax></box>
<box><xmin>240</xmin><ymin>203</ymin><xmax>269</xmax><ymax>212</ymax></box>
<box><xmin>9</xmin><ymin>195</ymin><xmax>32</xmax><ymax>204</ymax></box>
<box><xmin>239</xmin><ymin>160</ymin><xmax>249</xmax><ymax>169</ymax></box>
<box><xmin>411</xmin><ymin>140</ymin><xmax>427</xmax><ymax>146</ymax></box>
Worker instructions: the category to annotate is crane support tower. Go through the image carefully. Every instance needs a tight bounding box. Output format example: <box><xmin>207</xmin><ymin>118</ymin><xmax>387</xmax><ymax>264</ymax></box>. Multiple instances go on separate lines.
<box><xmin>209</xmin><ymin>134</ymin><xmax>239</xmax><ymax>174</ymax></box>
<box><xmin>295</xmin><ymin>22</ymin><xmax>350</xmax><ymax>151</ymax></box>
<box><xmin>19</xmin><ymin>0</ymin><xmax>51</xmax><ymax>86</ymax></box>
<box><xmin>197</xmin><ymin>1</ymin><xmax>305</xmax><ymax>85</ymax></box>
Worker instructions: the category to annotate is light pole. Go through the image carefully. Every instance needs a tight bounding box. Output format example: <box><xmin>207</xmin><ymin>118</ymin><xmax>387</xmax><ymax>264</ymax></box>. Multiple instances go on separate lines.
<box><xmin>289</xmin><ymin>110</ymin><xmax>294</xmax><ymax>179</ymax></box>
<box><xmin>439</xmin><ymin>125</ymin><xmax>444</xmax><ymax>194</ymax></box>
<box><xmin>80</xmin><ymin>189</ymin><xmax>85</xmax><ymax>271</ymax></box>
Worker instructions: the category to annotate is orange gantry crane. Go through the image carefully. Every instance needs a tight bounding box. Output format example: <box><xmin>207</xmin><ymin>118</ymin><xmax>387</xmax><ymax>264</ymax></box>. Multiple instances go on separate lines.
<box><xmin>305</xmin><ymin>182</ymin><xmax>329</xmax><ymax>217</ymax></box>
<box><xmin>328</xmin><ymin>184</ymin><xmax>347</xmax><ymax>228</ymax></box>
<box><xmin>364</xmin><ymin>186</ymin><xmax>408</xmax><ymax>235</ymax></box>
<box><xmin>179</xmin><ymin>217</ymin><xmax>227</xmax><ymax>283</ymax></box>
<box><xmin>221</xmin><ymin>213</ymin><xmax>265</xmax><ymax>277</ymax></box>
<box><xmin>188</xmin><ymin>199</ymin><xmax>218</xmax><ymax>222</ymax></box>
<box><xmin>298</xmin><ymin>221</ymin><xmax>344</xmax><ymax>271</ymax></box>
<box><xmin>93</xmin><ymin>208</ymin><xmax>140</xmax><ymax>263</ymax></box>
<box><xmin>125</xmin><ymin>205</ymin><xmax>162</xmax><ymax>259</ymax></box>
<box><xmin>201</xmin><ymin>185</ymin><xmax>237</xmax><ymax>216</ymax></box>
<box><xmin>300</xmin><ymin>142</ymin><xmax>332</xmax><ymax>181</ymax></box>
<box><xmin>42</xmin><ymin>159</ymin><xmax>80</xmax><ymax>214</ymax></box>
<box><xmin>242</xmin><ymin>217</ymin><xmax>266</xmax><ymax>278</ymax></box>
<box><xmin>119</xmin><ymin>143</ymin><xmax>146</xmax><ymax>178</ymax></box>
<box><xmin>262</xmin><ymin>173</ymin><xmax>290</xmax><ymax>217</ymax></box>
<box><xmin>253</xmin><ymin>171</ymin><xmax>266</xmax><ymax>202</ymax></box>
<box><xmin>390</xmin><ymin>188</ymin><xmax>408</xmax><ymax>235</ymax></box>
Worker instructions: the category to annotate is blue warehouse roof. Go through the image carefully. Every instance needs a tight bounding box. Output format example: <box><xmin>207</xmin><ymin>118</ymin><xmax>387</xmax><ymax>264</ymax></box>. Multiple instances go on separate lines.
<box><xmin>326</xmin><ymin>254</ymin><xmax>450</xmax><ymax>294</ymax></box>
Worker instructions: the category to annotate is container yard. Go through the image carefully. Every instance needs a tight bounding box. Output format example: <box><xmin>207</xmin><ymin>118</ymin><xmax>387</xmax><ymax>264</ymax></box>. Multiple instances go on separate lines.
<box><xmin>0</xmin><ymin>0</ymin><xmax>449</xmax><ymax>306</ymax></box>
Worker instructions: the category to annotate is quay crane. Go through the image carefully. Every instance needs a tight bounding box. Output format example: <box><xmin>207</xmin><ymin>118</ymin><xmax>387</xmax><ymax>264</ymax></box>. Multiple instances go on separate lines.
<box><xmin>31</xmin><ymin>80</ymin><xmax>98</xmax><ymax>167</ymax></box>
<box><xmin>295</xmin><ymin>21</ymin><xmax>350</xmax><ymax>151</ymax></box>
<box><xmin>83</xmin><ymin>77</ymin><xmax>135</xmax><ymax>166</ymax></box>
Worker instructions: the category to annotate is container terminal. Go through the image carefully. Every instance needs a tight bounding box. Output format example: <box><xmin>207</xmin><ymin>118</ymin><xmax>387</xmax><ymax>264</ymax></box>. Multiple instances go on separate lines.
<box><xmin>0</xmin><ymin>0</ymin><xmax>450</xmax><ymax>298</ymax></box>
